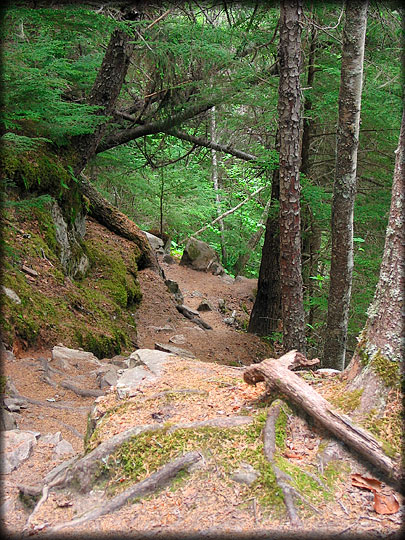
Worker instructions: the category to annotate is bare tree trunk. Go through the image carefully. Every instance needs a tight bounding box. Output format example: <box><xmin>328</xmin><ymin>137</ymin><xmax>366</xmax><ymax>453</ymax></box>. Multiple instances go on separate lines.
<box><xmin>323</xmin><ymin>1</ymin><xmax>368</xmax><ymax>370</ymax></box>
<box><xmin>278</xmin><ymin>0</ymin><xmax>306</xmax><ymax>354</ymax></box>
<box><xmin>210</xmin><ymin>106</ymin><xmax>227</xmax><ymax>263</ymax></box>
<box><xmin>248</xmin><ymin>169</ymin><xmax>281</xmax><ymax>336</ymax></box>
<box><xmin>233</xmin><ymin>195</ymin><xmax>272</xmax><ymax>277</ymax></box>
<box><xmin>344</xmin><ymin>108</ymin><xmax>404</xmax><ymax>412</ymax></box>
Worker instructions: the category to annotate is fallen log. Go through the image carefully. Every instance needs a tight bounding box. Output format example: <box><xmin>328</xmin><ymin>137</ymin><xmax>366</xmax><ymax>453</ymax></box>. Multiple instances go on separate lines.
<box><xmin>244</xmin><ymin>350</ymin><xmax>402</xmax><ymax>491</ymax></box>
<box><xmin>42</xmin><ymin>451</ymin><xmax>202</xmax><ymax>534</ymax></box>
<box><xmin>79</xmin><ymin>174</ymin><xmax>160</xmax><ymax>272</ymax></box>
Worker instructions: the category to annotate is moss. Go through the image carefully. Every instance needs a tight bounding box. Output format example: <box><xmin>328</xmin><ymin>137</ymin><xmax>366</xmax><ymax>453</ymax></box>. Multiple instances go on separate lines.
<box><xmin>362</xmin><ymin>408</ymin><xmax>402</xmax><ymax>458</ymax></box>
<box><xmin>330</xmin><ymin>386</ymin><xmax>364</xmax><ymax>414</ymax></box>
<box><xmin>76</xmin><ymin>328</ymin><xmax>128</xmax><ymax>360</ymax></box>
<box><xmin>371</xmin><ymin>351</ymin><xmax>401</xmax><ymax>388</ymax></box>
<box><xmin>0</xmin><ymin>376</ymin><xmax>7</xmax><ymax>394</ymax></box>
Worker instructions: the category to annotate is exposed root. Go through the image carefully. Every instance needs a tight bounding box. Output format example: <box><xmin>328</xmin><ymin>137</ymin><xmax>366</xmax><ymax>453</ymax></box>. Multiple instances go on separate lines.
<box><xmin>60</xmin><ymin>380</ymin><xmax>104</xmax><ymax>398</ymax></box>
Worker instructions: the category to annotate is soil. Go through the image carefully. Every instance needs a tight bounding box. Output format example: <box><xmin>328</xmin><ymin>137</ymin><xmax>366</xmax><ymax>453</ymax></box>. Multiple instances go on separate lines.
<box><xmin>1</xmin><ymin>238</ymin><xmax>403</xmax><ymax>537</ymax></box>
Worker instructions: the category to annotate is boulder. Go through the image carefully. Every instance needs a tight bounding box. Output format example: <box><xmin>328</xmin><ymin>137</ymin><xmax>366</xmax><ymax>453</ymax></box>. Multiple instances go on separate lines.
<box><xmin>130</xmin><ymin>349</ymin><xmax>173</xmax><ymax>376</ymax></box>
<box><xmin>3</xmin><ymin>397</ymin><xmax>28</xmax><ymax>412</ymax></box>
<box><xmin>1</xmin><ymin>286</ymin><xmax>21</xmax><ymax>304</ymax></box>
<box><xmin>162</xmin><ymin>254</ymin><xmax>175</xmax><ymax>264</ymax></box>
<box><xmin>97</xmin><ymin>368</ymin><xmax>118</xmax><ymax>389</ymax></box>
<box><xmin>180</xmin><ymin>238</ymin><xmax>219</xmax><ymax>272</ymax></box>
<box><xmin>210</xmin><ymin>262</ymin><xmax>225</xmax><ymax>276</ymax></box>
<box><xmin>144</xmin><ymin>231</ymin><xmax>164</xmax><ymax>251</ymax></box>
<box><xmin>41</xmin><ymin>431</ymin><xmax>63</xmax><ymax>445</ymax></box>
<box><xmin>2</xmin><ymin>430</ymin><xmax>38</xmax><ymax>473</ymax></box>
<box><xmin>51</xmin><ymin>346</ymin><xmax>101</xmax><ymax>369</ymax></box>
<box><xmin>169</xmin><ymin>334</ymin><xmax>186</xmax><ymax>345</ymax></box>
<box><xmin>53</xmin><ymin>439</ymin><xmax>75</xmax><ymax>456</ymax></box>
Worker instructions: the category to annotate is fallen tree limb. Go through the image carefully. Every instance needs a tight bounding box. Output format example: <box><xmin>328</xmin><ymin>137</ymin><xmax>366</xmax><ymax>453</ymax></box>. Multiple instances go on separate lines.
<box><xmin>79</xmin><ymin>175</ymin><xmax>160</xmax><ymax>272</ymax></box>
<box><xmin>43</xmin><ymin>451</ymin><xmax>202</xmax><ymax>534</ymax></box>
<box><xmin>61</xmin><ymin>380</ymin><xmax>104</xmax><ymax>398</ymax></box>
<box><xmin>244</xmin><ymin>350</ymin><xmax>402</xmax><ymax>491</ymax></box>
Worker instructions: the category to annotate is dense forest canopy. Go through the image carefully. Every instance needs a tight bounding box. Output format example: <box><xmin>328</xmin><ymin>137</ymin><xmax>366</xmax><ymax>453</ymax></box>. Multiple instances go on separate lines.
<box><xmin>0</xmin><ymin>1</ymin><xmax>403</xmax><ymax>357</ymax></box>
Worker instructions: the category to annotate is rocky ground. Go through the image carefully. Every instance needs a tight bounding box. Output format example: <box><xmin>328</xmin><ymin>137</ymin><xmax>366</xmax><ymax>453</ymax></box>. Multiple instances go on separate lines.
<box><xmin>1</xmin><ymin>252</ymin><xmax>403</xmax><ymax>538</ymax></box>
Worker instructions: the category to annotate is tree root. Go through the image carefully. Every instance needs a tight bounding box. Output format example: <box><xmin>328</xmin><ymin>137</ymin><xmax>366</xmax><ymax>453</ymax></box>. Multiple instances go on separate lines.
<box><xmin>42</xmin><ymin>451</ymin><xmax>202</xmax><ymax>534</ymax></box>
<box><xmin>60</xmin><ymin>380</ymin><xmax>104</xmax><ymax>398</ymax></box>
<box><xmin>13</xmin><ymin>393</ymin><xmax>91</xmax><ymax>413</ymax></box>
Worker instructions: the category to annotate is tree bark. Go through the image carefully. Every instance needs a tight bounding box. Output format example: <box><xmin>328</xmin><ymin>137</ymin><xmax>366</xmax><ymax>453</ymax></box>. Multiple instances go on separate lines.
<box><xmin>344</xmin><ymin>107</ymin><xmax>404</xmax><ymax>411</ymax></box>
<box><xmin>278</xmin><ymin>0</ymin><xmax>306</xmax><ymax>353</ymax></box>
<box><xmin>248</xmin><ymin>169</ymin><xmax>281</xmax><ymax>336</ymax></box>
<box><xmin>323</xmin><ymin>0</ymin><xmax>368</xmax><ymax>370</ymax></box>
<box><xmin>243</xmin><ymin>350</ymin><xmax>402</xmax><ymax>491</ymax></box>
<box><xmin>79</xmin><ymin>175</ymin><xmax>159</xmax><ymax>271</ymax></box>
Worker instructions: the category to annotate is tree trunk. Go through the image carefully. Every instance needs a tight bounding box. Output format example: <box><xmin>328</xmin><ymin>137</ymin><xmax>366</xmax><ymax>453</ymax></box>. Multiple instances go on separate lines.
<box><xmin>243</xmin><ymin>351</ymin><xmax>402</xmax><ymax>491</ymax></box>
<box><xmin>278</xmin><ymin>0</ymin><xmax>306</xmax><ymax>354</ymax></box>
<box><xmin>73</xmin><ymin>28</ymin><xmax>136</xmax><ymax>176</ymax></box>
<box><xmin>248</xmin><ymin>169</ymin><xmax>281</xmax><ymax>336</ymax></box>
<box><xmin>323</xmin><ymin>0</ymin><xmax>368</xmax><ymax>370</ymax></box>
<box><xmin>233</xmin><ymin>195</ymin><xmax>272</xmax><ymax>277</ymax></box>
<box><xmin>210</xmin><ymin>106</ymin><xmax>227</xmax><ymax>263</ymax></box>
<box><xmin>344</xmin><ymin>107</ymin><xmax>404</xmax><ymax>412</ymax></box>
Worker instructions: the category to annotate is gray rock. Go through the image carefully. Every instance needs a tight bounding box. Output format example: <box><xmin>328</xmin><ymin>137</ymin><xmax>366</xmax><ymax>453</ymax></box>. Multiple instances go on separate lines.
<box><xmin>1</xmin><ymin>408</ymin><xmax>18</xmax><ymax>431</ymax></box>
<box><xmin>41</xmin><ymin>431</ymin><xmax>62</xmax><ymax>445</ymax></box>
<box><xmin>98</xmin><ymin>369</ymin><xmax>118</xmax><ymax>389</ymax></box>
<box><xmin>169</xmin><ymin>334</ymin><xmax>186</xmax><ymax>345</ymax></box>
<box><xmin>109</xmin><ymin>355</ymin><xmax>130</xmax><ymax>369</ymax></box>
<box><xmin>3</xmin><ymin>397</ymin><xmax>28</xmax><ymax>412</ymax></box>
<box><xmin>191</xmin><ymin>290</ymin><xmax>203</xmax><ymax>297</ymax></box>
<box><xmin>51</xmin><ymin>346</ymin><xmax>101</xmax><ymax>369</ymax></box>
<box><xmin>154</xmin><ymin>342</ymin><xmax>195</xmax><ymax>359</ymax></box>
<box><xmin>197</xmin><ymin>299</ymin><xmax>213</xmax><ymax>312</ymax></box>
<box><xmin>2</xmin><ymin>430</ymin><xmax>37</xmax><ymax>473</ymax></box>
<box><xmin>210</xmin><ymin>262</ymin><xmax>225</xmax><ymax>276</ymax></box>
<box><xmin>221</xmin><ymin>274</ymin><xmax>235</xmax><ymax>285</ymax></box>
<box><xmin>231</xmin><ymin>463</ymin><xmax>259</xmax><ymax>486</ymax></box>
<box><xmin>130</xmin><ymin>349</ymin><xmax>173</xmax><ymax>376</ymax></box>
<box><xmin>162</xmin><ymin>254</ymin><xmax>174</xmax><ymax>264</ymax></box>
<box><xmin>165</xmin><ymin>279</ymin><xmax>183</xmax><ymax>305</ymax></box>
<box><xmin>218</xmin><ymin>298</ymin><xmax>226</xmax><ymax>313</ymax></box>
<box><xmin>0</xmin><ymin>347</ymin><xmax>16</xmax><ymax>363</ymax></box>
<box><xmin>1</xmin><ymin>286</ymin><xmax>21</xmax><ymax>304</ymax></box>
<box><xmin>53</xmin><ymin>439</ymin><xmax>75</xmax><ymax>456</ymax></box>
<box><xmin>180</xmin><ymin>238</ymin><xmax>220</xmax><ymax>272</ymax></box>
<box><xmin>148</xmin><ymin>325</ymin><xmax>175</xmax><ymax>333</ymax></box>
<box><xmin>144</xmin><ymin>231</ymin><xmax>164</xmax><ymax>251</ymax></box>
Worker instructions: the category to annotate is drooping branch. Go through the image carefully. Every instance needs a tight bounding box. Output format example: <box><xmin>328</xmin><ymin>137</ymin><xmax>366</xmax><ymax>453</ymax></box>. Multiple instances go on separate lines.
<box><xmin>244</xmin><ymin>350</ymin><xmax>402</xmax><ymax>491</ymax></box>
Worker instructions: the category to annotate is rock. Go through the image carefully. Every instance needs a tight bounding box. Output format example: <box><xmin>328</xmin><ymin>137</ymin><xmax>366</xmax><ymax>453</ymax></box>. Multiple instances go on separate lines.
<box><xmin>51</xmin><ymin>345</ymin><xmax>101</xmax><ymax>369</ymax></box>
<box><xmin>1</xmin><ymin>286</ymin><xmax>21</xmax><ymax>304</ymax></box>
<box><xmin>176</xmin><ymin>304</ymin><xmax>200</xmax><ymax>319</ymax></box>
<box><xmin>191</xmin><ymin>290</ymin><xmax>203</xmax><ymax>297</ymax></box>
<box><xmin>3</xmin><ymin>397</ymin><xmax>28</xmax><ymax>412</ymax></box>
<box><xmin>169</xmin><ymin>334</ymin><xmax>186</xmax><ymax>345</ymax></box>
<box><xmin>224</xmin><ymin>311</ymin><xmax>236</xmax><ymax>326</ymax></box>
<box><xmin>218</xmin><ymin>298</ymin><xmax>226</xmax><ymax>313</ymax></box>
<box><xmin>41</xmin><ymin>431</ymin><xmax>63</xmax><ymax>445</ymax></box>
<box><xmin>162</xmin><ymin>254</ymin><xmax>174</xmax><ymax>264</ymax></box>
<box><xmin>108</xmin><ymin>355</ymin><xmax>130</xmax><ymax>369</ymax></box>
<box><xmin>197</xmin><ymin>299</ymin><xmax>213</xmax><ymax>312</ymax></box>
<box><xmin>144</xmin><ymin>231</ymin><xmax>164</xmax><ymax>251</ymax></box>
<box><xmin>2</xmin><ymin>430</ymin><xmax>38</xmax><ymax>473</ymax></box>
<box><xmin>316</xmin><ymin>368</ymin><xmax>342</xmax><ymax>375</ymax></box>
<box><xmin>3</xmin><ymin>376</ymin><xmax>18</xmax><ymax>398</ymax></box>
<box><xmin>165</xmin><ymin>279</ymin><xmax>183</xmax><ymax>304</ymax></box>
<box><xmin>53</xmin><ymin>439</ymin><xmax>75</xmax><ymax>456</ymax></box>
<box><xmin>210</xmin><ymin>262</ymin><xmax>225</xmax><ymax>276</ymax></box>
<box><xmin>116</xmin><ymin>349</ymin><xmax>173</xmax><ymax>398</ymax></box>
<box><xmin>154</xmin><ymin>343</ymin><xmax>196</xmax><ymax>359</ymax></box>
<box><xmin>97</xmin><ymin>369</ymin><xmax>118</xmax><ymax>389</ymax></box>
<box><xmin>148</xmin><ymin>325</ymin><xmax>175</xmax><ymax>333</ymax></box>
<box><xmin>231</xmin><ymin>463</ymin><xmax>259</xmax><ymax>486</ymax></box>
<box><xmin>0</xmin><ymin>346</ymin><xmax>16</xmax><ymax>363</ymax></box>
<box><xmin>221</xmin><ymin>274</ymin><xmax>235</xmax><ymax>285</ymax></box>
<box><xmin>180</xmin><ymin>238</ymin><xmax>220</xmax><ymax>272</ymax></box>
<box><xmin>1</xmin><ymin>408</ymin><xmax>18</xmax><ymax>431</ymax></box>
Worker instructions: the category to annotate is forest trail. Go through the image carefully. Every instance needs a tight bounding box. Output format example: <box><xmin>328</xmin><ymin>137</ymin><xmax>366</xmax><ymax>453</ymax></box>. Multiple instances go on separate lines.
<box><xmin>1</xmin><ymin>241</ymin><xmax>402</xmax><ymax>536</ymax></box>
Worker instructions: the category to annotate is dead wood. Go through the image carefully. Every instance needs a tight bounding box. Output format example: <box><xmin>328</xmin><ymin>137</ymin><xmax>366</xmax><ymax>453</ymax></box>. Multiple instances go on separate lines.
<box><xmin>79</xmin><ymin>175</ymin><xmax>159</xmax><ymax>272</ymax></box>
<box><xmin>60</xmin><ymin>380</ymin><xmax>104</xmax><ymax>398</ymax></box>
<box><xmin>43</xmin><ymin>451</ymin><xmax>202</xmax><ymax>534</ymax></box>
<box><xmin>244</xmin><ymin>350</ymin><xmax>402</xmax><ymax>491</ymax></box>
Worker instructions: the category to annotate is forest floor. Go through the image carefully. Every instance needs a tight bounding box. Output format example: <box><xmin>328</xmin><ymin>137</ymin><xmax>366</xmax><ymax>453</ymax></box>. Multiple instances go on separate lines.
<box><xmin>1</xmin><ymin>232</ymin><xmax>403</xmax><ymax>538</ymax></box>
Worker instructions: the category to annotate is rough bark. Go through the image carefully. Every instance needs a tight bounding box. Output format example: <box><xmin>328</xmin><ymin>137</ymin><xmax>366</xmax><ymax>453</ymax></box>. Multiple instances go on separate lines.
<box><xmin>79</xmin><ymin>175</ymin><xmax>159</xmax><ymax>271</ymax></box>
<box><xmin>248</xmin><ymin>170</ymin><xmax>281</xmax><ymax>336</ymax></box>
<box><xmin>243</xmin><ymin>350</ymin><xmax>402</xmax><ymax>491</ymax></box>
<box><xmin>323</xmin><ymin>1</ymin><xmax>368</xmax><ymax>370</ymax></box>
<box><xmin>344</xmin><ymin>108</ymin><xmax>404</xmax><ymax>411</ymax></box>
<box><xmin>278</xmin><ymin>0</ymin><xmax>306</xmax><ymax>353</ymax></box>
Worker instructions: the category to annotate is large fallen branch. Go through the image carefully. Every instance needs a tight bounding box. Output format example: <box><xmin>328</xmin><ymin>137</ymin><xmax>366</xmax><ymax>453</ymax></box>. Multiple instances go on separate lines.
<box><xmin>42</xmin><ymin>451</ymin><xmax>202</xmax><ymax>534</ymax></box>
<box><xmin>244</xmin><ymin>350</ymin><xmax>402</xmax><ymax>491</ymax></box>
<box><xmin>79</xmin><ymin>175</ymin><xmax>160</xmax><ymax>272</ymax></box>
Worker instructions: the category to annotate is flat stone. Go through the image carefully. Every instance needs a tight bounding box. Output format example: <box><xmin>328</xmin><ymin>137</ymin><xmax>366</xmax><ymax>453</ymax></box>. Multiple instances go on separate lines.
<box><xmin>2</xmin><ymin>430</ymin><xmax>37</xmax><ymax>473</ymax></box>
<box><xmin>231</xmin><ymin>463</ymin><xmax>259</xmax><ymax>486</ymax></box>
<box><xmin>197</xmin><ymin>299</ymin><xmax>213</xmax><ymax>312</ymax></box>
<box><xmin>129</xmin><ymin>348</ymin><xmax>173</xmax><ymax>376</ymax></box>
<box><xmin>169</xmin><ymin>334</ymin><xmax>186</xmax><ymax>345</ymax></box>
<box><xmin>41</xmin><ymin>431</ymin><xmax>62</xmax><ymax>445</ymax></box>
<box><xmin>154</xmin><ymin>343</ymin><xmax>195</xmax><ymax>359</ymax></box>
<box><xmin>53</xmin><ymin>439</ymin><xmax>75</xmax><ymax>456</ymax></box>
<box><xmin>51</xmin><ymin>346</ymin><xmax>101</xmax><ymax>369</ymax></box>
<box><xmin>1</xmin><ymin>286</ymin><xmax>21</xmax><ymax>304</ymax></box>
<box><xmin>115</xmin><ymin>366</ymin><xmax>156</xmax><ymax>399</ymax></box>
